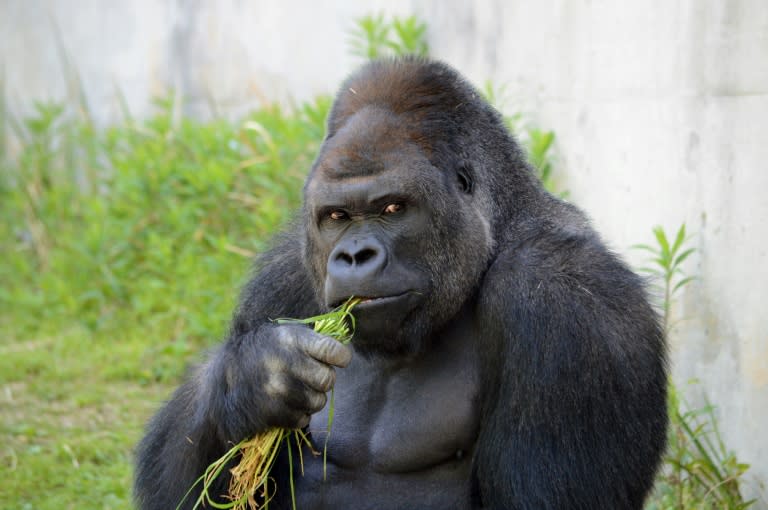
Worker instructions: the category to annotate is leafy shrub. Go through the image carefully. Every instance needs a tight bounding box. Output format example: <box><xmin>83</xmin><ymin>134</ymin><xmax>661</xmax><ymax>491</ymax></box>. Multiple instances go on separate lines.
<box><xmin>1</xmin><ymin>95</ymin><xmax>331</xmax><ymax>380</ymax></box>
<box><xmin>636</xmin><ymin>226</ymin><xmax>755</xmax><ymax>509</ymax></box>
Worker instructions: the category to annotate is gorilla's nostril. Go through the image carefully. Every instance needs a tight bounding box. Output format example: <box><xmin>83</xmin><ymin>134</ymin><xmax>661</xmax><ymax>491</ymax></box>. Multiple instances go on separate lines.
<box><xmin>354</xmin><ymin>248</ymin><xmax>377</xmax><ymax>265</ymax></box>
<box><xmin>337</xmin><ymin>252</ymin><xmax>354</xmax><ymax>265</ymax></box>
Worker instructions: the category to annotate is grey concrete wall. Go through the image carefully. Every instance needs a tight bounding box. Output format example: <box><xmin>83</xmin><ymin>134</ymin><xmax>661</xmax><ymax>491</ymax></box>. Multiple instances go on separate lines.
<box><xmin>2</xmin><ymin>0</ymin><xmax>766</xmax><ymax>504</ymax></box>
<box><xmin>0</xmin><ymin>0</ymin><xmax>413</xmax><ymax>122</ymax></box>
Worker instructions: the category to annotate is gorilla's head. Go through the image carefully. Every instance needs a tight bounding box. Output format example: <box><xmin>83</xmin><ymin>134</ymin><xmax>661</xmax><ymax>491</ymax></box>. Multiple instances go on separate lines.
<box><xmin>301</xmin><ymin>58</ymin><xmax>536</xmax><ymax>357</ymax></box>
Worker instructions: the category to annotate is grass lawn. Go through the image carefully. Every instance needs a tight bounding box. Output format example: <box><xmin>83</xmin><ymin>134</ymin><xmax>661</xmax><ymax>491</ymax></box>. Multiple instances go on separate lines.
<box><xmin>0</xmin><ymin>328</ymin><xmax>176</xmax><ymax>508</ymax></box>
<box><xmin>0</xmin><ymin>96</ymin><xmax>326</xmax><ymax>508</ymax></box>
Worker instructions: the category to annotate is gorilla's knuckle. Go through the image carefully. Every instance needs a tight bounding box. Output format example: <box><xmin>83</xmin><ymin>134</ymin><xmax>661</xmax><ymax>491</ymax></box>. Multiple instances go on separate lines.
<box><xmin>314</xmin><ymin>338</ymin><xmax>350</xmax><ymax>367</ymax></box>
<box><xmin>274</xmin><ymin>326</ymin><xmax>298</xmax><ymax>348</ymax></box>
<box><xmin>262</xmin><ymin>354</ymin><xmax>286</xmax><ymax>377</ymax></box>
<box><xmin>264</xmin><ymin>372</ymin><xmax>288</xmax><ymax>398</ymax></box>
<box><xmin>316</xmin><ymin>337</ymin><xmax>336</xmax><ymax>360</ymax></box>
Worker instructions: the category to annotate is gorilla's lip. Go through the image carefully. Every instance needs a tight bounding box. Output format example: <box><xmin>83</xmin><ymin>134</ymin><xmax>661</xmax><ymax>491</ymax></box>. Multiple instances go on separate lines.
<box><xmin>332</xmin><ymin>292</ymin><xmax>413</xmax><ymax>309</ymax></box>
<box><xmin>356</xmin><ymin>292</ymin><xmax>409</xmax><ymax>308</ymax></box>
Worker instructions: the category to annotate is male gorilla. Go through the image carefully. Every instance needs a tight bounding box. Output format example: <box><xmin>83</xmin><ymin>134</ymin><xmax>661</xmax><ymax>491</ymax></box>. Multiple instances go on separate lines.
<box><xmin>135</xmin><ymin>58</ymin><xmax>667</xmax><ymax>509</ymax></box>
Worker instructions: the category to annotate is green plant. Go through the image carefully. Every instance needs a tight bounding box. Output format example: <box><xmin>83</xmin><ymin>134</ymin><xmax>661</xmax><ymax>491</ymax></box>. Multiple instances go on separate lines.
<box><xmin>525</xmin><ymin>128</ymin><xmax>558</xmax><ymax>193</ymax></box>
<box><xmin>648</xmin><ymin>384</ymin><xmax>755</xmax><ymax>510</ymax></box>
<box><xmin>637</xmin><ymin>225</ymin><xmax>755</xmax><ymax>509</ymax></box>
<box><xmin>348</xmin><ymin>14</ymin><xmax>429</xmax><ymax>59</ymax></box>
<box><xmin>0</xmin><ymin>94</ymin><xmax>328</xmax><ymax>508</ymax></box>
<box><xmin>634</xmin><ymin>224</ymin><xmax>695</xmax><ymax>335</ymax></box>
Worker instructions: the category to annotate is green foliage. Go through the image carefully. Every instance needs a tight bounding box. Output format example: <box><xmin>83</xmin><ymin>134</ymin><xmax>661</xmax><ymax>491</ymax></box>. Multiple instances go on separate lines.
<box><xmin>648</xmin><ymin>385</ymin><xmax>755</xmax><ymax>510</ymax></box>
<box><xmin>0</xmin><ymin>94</ymin><xmax>328</xmax><ymax>509</ymax></box>
<box><xmin>2</xmin><ymin>95</ymin><xmax>330</xmax><ymax>354</ymax></box>
<box><xmin>525</xmin><ymin>128</ymin><xmax>558</xmax><ymax>193</ymax></box>
<box><xmin>349</xmin><ymin>13</ymin><xmax>429</xmax><ymax>59</ymax></box>
<box><xmin>636</xmin><ymin>226</ymin><xmax>755</xmax><ymax>509</ymax></box>
<box><xmin>633</xmin><ymin>224</ymin><xmax>696</xmax><ymax>335</ymax></box>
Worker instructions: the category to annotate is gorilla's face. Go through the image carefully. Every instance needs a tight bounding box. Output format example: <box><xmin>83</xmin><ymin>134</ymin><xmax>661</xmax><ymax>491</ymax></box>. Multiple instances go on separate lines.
<box><xmin>304</xmin><ymin>106</ymin><xmax>493</xmax><ymax>357</ymax></box>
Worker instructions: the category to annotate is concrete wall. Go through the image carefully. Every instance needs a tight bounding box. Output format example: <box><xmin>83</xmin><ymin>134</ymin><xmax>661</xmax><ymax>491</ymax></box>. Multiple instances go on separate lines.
<box><xmin>3</xmin><ymin>0</ymin><xmax>766</xmax><ymax>504</ymax></box>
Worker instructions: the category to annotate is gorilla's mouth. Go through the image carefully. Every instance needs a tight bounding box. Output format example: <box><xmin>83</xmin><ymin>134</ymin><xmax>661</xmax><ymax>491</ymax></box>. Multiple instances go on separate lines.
<box><xmin>331</xmin><ymin>292</ymin><xmax>412</xmax><ymax>310</ymax></box>
<box><xmin>356</xmin><ymin>293</ymin><xmax>409</xmax><ymax>308</ymax></box>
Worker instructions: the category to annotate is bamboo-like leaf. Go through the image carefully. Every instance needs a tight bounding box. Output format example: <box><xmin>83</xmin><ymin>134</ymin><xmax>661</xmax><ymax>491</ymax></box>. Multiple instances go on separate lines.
<box><xmin>671</xmin><ymin>223</ymin><xmax>687</xmax><ymax>255</ymax></box>
<box><xmin>652</xmin><ymin>257</ymin><xmax>668</xmax><ymax>269</ymax></box>
<box><xmin>672</xmin><ymin>276</ymin><xmax>695</xmax><ymax>294</ymax></box>
<box><xmin>653</xmin><ymin>226</ymin><xmax>670</xmax><ymax>260</ymax></box>
<box><xmin>676</xmin><ymin>409</ymin><xmax>727</xmax><ymax>483</ymax></box>
<box><xmin>674</xmin><ymin>247</ymin><xmax>695</xmax><ymax>268</ymax></box>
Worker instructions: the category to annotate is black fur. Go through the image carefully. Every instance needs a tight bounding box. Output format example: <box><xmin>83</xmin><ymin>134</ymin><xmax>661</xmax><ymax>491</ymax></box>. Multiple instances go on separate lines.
<box><xmin>135</xmin><ymin>57</ymin><xmax>667</xmax><ymax>510</ymax></box>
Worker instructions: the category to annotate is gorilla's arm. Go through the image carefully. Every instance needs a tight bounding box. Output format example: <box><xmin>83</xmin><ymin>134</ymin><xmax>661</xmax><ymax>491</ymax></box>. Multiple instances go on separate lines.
<box><xmin>134</xmin><ymin>232</ymin><xmax>334</xmax><ymax>510</ymax></box>
<box><xmin>473</xmin><ymin>231</ymin><xmax>667</xmax><ymax>510</ymax></box>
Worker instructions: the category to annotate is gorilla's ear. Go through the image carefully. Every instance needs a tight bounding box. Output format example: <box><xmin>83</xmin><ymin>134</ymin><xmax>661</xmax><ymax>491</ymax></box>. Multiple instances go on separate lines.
<box><xmin>456</xmin><ymin>163</ymin><xmax>474</xmax><ymax>194</ymax></box>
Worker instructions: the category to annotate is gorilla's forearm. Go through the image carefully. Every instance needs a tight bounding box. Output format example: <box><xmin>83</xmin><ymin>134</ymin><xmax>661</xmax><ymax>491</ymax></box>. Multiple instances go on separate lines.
<box><xmin>135</xmin><ymin>238</ymin><xmax>332</xmax><ymax>510</ymax></box>
<box><xmin>133</xmin><ymin>360</ymin><xmax>232</xmax><ymax>510</ymax></box>
<box><xmin>135</xmin><ymin>243</ymin><xmax>320</xmax><ymax>509</ymax></box>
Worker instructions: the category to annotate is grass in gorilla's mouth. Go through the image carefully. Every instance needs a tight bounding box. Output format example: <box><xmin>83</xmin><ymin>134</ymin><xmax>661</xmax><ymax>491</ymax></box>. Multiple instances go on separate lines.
<box><xmin>181</xmin><ymin>298</ymin><xmax>360</xmax><ymax>510</ymax></box>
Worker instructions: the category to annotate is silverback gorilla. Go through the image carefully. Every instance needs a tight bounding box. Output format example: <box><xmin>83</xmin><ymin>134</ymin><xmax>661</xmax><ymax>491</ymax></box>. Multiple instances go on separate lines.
<box><xmin>135</xmin><ymin>58</ymin><xmax>667</xmax><ymax>509</ymax></box>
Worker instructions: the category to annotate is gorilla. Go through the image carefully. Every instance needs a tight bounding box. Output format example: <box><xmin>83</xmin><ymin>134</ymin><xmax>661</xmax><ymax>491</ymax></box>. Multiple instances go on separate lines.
<box><xmin>135</xmin><ymin>57</ymin><xmax>667</xmax><ymax>509</ymax></box>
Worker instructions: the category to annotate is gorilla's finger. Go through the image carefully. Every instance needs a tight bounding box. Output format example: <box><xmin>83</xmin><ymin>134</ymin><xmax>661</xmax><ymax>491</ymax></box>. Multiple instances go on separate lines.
<box><xmin>299</xmin><ymin>333</ymin><xmax>353</xmax><ymax>368</ymax></box>
<box><xmin>275</xmin><ymin>408</ymin><xmax>311</xmax><ymax>430</ymax></box>
<box><xmin>296</xmin><ymin>414</ymin><xmax>311</xmax><ymax>430</ymax></box>
<box><xmin>305</xmin><ymin>389</ymin><xmax>328</xmax><ymax>414</ymax></box>
<box><xmin>298</xmin><ymin>359</ymin><xmax>336</xmax><ymax>392</ymax></box>
<box><xmin>281</xmin><ymin>380</ymin><xmax>327</xmax><ymax>415</ymax></box>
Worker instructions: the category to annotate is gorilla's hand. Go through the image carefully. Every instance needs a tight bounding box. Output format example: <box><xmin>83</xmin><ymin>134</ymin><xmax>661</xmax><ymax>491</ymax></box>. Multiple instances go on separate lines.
<box><xmin>211</xmin><ymin>324</ymin><xmax>352</xmax><ymax>442</ymax></box>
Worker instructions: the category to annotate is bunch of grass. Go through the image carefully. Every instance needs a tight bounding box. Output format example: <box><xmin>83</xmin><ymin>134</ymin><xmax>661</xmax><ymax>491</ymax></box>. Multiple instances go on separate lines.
<box><xmin>180</xmin><ymin>298</ymin><xmax>359</xmax><ymax>510</ymax></box>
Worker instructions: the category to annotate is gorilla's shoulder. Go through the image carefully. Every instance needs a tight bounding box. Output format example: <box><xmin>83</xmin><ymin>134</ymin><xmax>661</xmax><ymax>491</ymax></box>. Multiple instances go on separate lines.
<box><xmin>485</xmin><ymin>204</ymin><xmax>636</xmax><ymax>298</ymax></box>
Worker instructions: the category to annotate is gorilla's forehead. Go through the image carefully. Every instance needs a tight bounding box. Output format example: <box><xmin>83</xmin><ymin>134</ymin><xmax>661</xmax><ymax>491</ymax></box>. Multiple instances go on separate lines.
<box><xmin>316</xmin><ymin>105</ymin><xmax>430</xmax><ymax>180</ymax></box>
<box><xmin>304</xmin><ymin>105</ymin><xmax>445</xmax><ymax>209</ymax></box>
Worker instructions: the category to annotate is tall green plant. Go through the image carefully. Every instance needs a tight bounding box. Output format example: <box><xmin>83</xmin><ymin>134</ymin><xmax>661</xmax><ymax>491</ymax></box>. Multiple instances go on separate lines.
<box><xmin>634</xmin><ymin>224</ymin><xmax>695</xmax><ymax>335</ymax></box>
<box><xmin>637</xmin><ymin>225</ymin><xmax>754</xmax><ymax>510</ymax></box>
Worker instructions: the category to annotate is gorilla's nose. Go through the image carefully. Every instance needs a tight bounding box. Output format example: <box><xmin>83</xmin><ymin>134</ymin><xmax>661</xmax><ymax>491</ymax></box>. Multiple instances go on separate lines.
<box><xmin>328</xmin><ymin>236</ymin><xmax>387</xmax><ymax>283</ymax></box>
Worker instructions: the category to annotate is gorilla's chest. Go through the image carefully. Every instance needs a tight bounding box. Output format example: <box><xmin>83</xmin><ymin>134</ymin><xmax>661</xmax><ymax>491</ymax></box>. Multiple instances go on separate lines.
<box><xmin>307</xmin><ymin>322</ymin><xmax>481</xmax><ymax>473</ymax></box>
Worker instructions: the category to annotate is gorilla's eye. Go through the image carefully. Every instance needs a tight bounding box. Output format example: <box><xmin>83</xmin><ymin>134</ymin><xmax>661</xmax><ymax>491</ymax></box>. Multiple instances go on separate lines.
<box><xmin>457</xmin><ymin>165</ymin><xmax>474</xmax><ymax>194</ymax></box>
<box><xmin>383</xmin><ymin>203</ymin><xmax>404</xmax><ymax>215</ymax></box>
<box><xmin>329</xmin><ymin>210</ymin><xmax>348</xmax><ymax>221</ymax></box>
